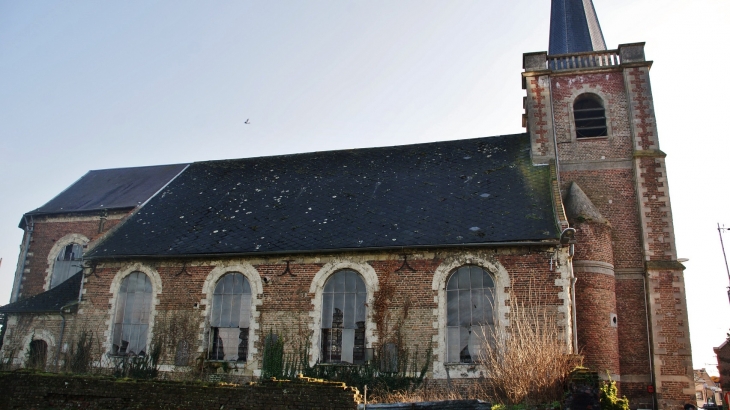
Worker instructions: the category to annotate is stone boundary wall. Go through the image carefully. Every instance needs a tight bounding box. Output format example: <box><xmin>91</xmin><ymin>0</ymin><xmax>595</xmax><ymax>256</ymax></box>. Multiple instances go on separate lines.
<box><xmin>0</xmin><ymin>371</ymin><xmax>361</xmax><ymax>409</ymax></box>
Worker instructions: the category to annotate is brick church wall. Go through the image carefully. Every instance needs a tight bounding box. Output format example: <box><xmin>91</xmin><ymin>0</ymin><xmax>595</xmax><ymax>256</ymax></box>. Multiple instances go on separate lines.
<box><xmin>52</xmin><ymin>246</ymin><xmax>570</xmax><ymax>380</ymax></box>
<box><xmin>15</xmin><ymin>210</ymin><xmax>129</xmax><ymax>300</ymax></box>
<box><xmin>0</xmin><ymin>313</ymin><xmax>82</xmax><ymax>370</ymax></box>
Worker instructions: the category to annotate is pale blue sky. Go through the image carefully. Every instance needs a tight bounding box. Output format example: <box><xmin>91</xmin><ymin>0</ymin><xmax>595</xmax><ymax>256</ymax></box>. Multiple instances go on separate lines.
<box><xmin>1</xmin><ymin>0</ymin><xmax>729</xmax><ymax>373</ymax></box>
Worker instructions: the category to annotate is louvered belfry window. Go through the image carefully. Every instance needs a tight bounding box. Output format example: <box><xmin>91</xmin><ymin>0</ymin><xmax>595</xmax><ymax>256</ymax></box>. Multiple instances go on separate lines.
<box><xmin>446</xmin><ymin>265</ymin><xmax>495</xmax><ymax>363</ymax></box>
<box><xmin>111</xmin><ymin>271</ymin><xmax>153</xmax><ymax>356</ymax></box>
<box><xmin>50</xmin><ymin>243</ymin><xmax>83</xmax><ymax>288</ymax></box>
<box><xmin>209</xmin><ymin>273</ymin><xmax>251</xmax><ymax>362</ymax></box>
<box><xmin>321</xmin><ymin>270</ymin><xmax>367</xmax><ymax>364</ymax></box>
<box><xmin>574</xmin><ymin>93</ymin><xmax>608</xmax><ymax>138</ymax></box>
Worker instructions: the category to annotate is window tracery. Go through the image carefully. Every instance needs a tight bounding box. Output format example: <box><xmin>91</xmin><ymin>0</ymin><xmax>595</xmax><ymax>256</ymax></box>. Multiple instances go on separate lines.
<box><xmin>50</xmin><ymin>243</ymin><xmax>83</xmax><ymax>288</ymax></box>
<box><xmin>320</xmin><ymin>270</ymin><xmax>367</xmax><ymax>364</ymax></box>
<box><xmin>111</xmin><ymin>271</ymin><xmax>153</xmax><ymax>356</ymax></box>
<box><xmin>208</xmin><ymin>272</ymin><xmax>251</xmax><ymax>362</ymax></box>
<box><xmin>445</xmin><ymin>265</ymin><xmax>495</xmax><ymax>363</ymax></box>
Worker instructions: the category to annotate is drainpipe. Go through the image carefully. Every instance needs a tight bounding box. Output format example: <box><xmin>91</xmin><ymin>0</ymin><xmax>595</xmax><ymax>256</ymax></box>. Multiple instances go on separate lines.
<box><xmin>55</xmin><ymin>300</ymin><xmax>80</xmax><ymax>371</ymax></box>
<box><xmin>10</xmin><ymin>216</ymin><xmax>34</xmax><ymax>303</ymax></box>
<box><xmin>560</xmin><ymin>229</ymin><xmax>578</xmax><ymax>354</ymax></box>
<box><xmin>55</xmin><ymin>267</ymin><xmax>85</xmax><ymax>371</ymax></box>
<box><xmin>568</xmin><ymin>244</ymin><xmax>578</xmax><ymax>353</ymax></box>
<box><xmin>643</xmin><ymin>273</ymin><xmax>657</xmax><ymax>410</ymax></box>
<box><xmin>548</xmin><ymin>76</ymin><xmax>562</xmax><ymax>188</ymax></box>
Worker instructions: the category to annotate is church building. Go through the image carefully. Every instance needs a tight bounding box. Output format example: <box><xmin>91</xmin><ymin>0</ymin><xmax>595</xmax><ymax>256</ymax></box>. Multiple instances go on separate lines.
<box><xmin>0</xmin><ymin>1</ymin><xmax>694</xmax><ymax>408</ymax></box>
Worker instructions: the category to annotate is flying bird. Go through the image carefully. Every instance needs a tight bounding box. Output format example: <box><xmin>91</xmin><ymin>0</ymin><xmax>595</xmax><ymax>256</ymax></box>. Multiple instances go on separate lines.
<box><xmin>244</xmin><ymin>119</ymin><xmax>250</xmax><ymax>124</ymax></box>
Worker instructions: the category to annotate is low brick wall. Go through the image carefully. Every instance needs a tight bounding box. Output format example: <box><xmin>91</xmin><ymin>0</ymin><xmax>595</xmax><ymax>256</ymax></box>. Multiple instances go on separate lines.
<box><xmin>0</xmin><ymin>371</ymin><xmax>361</xmax><ymax>409</ymax></box>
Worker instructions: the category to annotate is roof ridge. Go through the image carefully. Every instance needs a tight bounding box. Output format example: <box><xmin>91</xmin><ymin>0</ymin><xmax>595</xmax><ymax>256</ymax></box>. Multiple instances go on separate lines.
<box><xmin>193</xmin><ymin>133</ymin><xmax>529</xmax><ymax>166</ymax></box>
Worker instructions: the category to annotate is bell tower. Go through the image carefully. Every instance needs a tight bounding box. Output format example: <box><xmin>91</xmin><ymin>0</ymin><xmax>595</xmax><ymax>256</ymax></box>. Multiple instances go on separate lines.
<box><xmin>523</xmin><ymin>1</ymin><xmax>694</xmax><ymax>409</ymax></box>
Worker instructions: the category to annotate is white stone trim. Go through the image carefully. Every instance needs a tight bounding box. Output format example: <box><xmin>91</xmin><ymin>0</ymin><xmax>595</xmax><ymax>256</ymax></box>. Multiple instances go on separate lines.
<box><xmin>44</xmin><ymin>233</ymin><xmax>90</xmax><ymax>291</ymax></box>
<box><xmin>199</xmin><ymin>263</ymin><xmax>263</xmax><ymax>374</ymax></box>
<box><xmin>103</xmin><ymin>263</ymin><xmax>162</xmax><ymax>358</ymax></box>
<box><xmin>430</xmin><ymin>253</ymin><xmax>510</xmax><ymax>379</ymax></box>
<box><xmin>19</xmin><ymin>328</ymin><xmax>56</xmax><ymax>367</ymax></box>
<box><xmin>308</xmin><ymin>260</ymin><xmax>379</xmax><ymax>366</ymax></box>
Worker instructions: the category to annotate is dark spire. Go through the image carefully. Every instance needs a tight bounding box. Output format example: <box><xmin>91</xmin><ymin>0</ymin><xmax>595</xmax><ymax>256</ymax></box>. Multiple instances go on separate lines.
<box><xmin>549</xmin><ymin>0</ymin><xmax>606</xmax><ymax>55</ymax></box>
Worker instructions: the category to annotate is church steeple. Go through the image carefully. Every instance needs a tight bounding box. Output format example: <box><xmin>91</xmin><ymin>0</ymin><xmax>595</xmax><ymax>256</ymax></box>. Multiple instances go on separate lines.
<box><xmin>549</xmin><ymin>0</ymin><xmax>606</xmax><ymax>55</ymax></box>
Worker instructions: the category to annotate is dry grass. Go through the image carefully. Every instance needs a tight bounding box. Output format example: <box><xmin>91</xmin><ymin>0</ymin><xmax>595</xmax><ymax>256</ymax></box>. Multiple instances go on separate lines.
<box><xmin>370</xmin><ymin>379</ymin><xmax>466</xmax><ymax>404</ymax></box>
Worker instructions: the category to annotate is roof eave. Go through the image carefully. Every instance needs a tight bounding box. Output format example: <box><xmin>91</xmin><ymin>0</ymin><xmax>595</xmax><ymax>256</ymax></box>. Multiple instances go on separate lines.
<box><xmin>0</xmin><ymin>307</ymin><xmax>66</xmax><ymax>314</ymax></box>
<box><xmin>19</xmin><ymin>206</ymin><xmax>137</xmax><ymax>229</ymax></box>
<box><xmin>86</xmin><ymin>239</ymin><xmax>562</xmax><ymax>261</ymax></box>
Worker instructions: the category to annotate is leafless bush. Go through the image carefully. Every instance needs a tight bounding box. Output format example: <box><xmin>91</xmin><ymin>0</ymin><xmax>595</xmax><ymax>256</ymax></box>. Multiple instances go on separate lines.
<box><xmin>63</xmin><ymin>329</ymin><xmax>94</xmax><ymax>374</ymax></box>
<box><xmin>477</xmin><ymin>294</ymin><xmax>582</xmax><ymax>405</ymax></box>
<box><xmin>0</xmin><ymin>348</ymin><xmax>17</xmax><ymax>371</ymax></box>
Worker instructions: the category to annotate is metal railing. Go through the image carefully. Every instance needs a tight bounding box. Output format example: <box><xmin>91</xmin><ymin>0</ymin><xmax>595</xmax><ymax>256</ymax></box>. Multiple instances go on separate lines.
<box><xmin>548</xmin><ymin>49</ymin><xmax>620</xmax><ymax>71</ymax></box>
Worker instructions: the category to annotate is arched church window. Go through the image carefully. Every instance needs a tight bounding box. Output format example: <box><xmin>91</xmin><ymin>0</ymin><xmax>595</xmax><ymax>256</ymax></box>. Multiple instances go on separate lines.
<box><xmin>111</xmin><ymin>271</ymin><xmax>153</xmax><ymax>356</ymax></box>
<box><xmin>50</xmin><ymin>243</ymin><xmax>83</xmax><ymax>288</ymax></box>
<box><xmin>574</xmin><ymin>93</ymin><xmax>608</xmax><ymax>138</ymax></box>
<box><xmin>446</xmin><ymin>265</ymin><xmax>495</xmax><ymax>363</ymax></box>
<box><xmin>208</xmin><ymin>272</ymin><xmax>251</xmax><ymax>362</ymax></box>
<box><xmin>321</xmin><ymin>270</ymin><xmax>367</xmax><ymax>364</ymax></box>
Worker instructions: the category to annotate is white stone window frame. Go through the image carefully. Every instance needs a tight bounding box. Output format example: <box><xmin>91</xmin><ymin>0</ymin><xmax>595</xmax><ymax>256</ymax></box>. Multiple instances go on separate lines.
<box><xmin>44</xmin><ymin>233</ymin><xmax>90</xmax><ymax>291</ymax></box>
<box><xmin>308</xmin><ymin>261</ymin><xmax>378</xmax><ymax>367</ymax></box>
<box><xmin>104</xmin><ymin>263</ymin><xmax>162</xmax><ymax>359</ymax></box>
<box><xmin>19</xmin><ymin>328</ymin><xmax>56</xmax><ymax>368</ymax></box>
<box><xmin>568</xmin><ymin>87</ymin><xmax>614</xmax><ymax>142</ymax></box>
<box><xmin>431</xmin><ymin>253</ymin><xmax>510</xmax><ymax>379</ymax></box>
<box><xmin>200</xmin><ymin>263</ymin><xmax>263</xmax><ymax>372</ymax></box>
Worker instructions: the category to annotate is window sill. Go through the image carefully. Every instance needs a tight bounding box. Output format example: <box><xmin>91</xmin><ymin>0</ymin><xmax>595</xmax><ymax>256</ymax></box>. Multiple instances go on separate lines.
<box><xmin>205</xmin><ymin>359</ymin><xmax>246</xmax><ymax>363</ymax></box>
<box><xmin>107</xmin><ymin>353</ymin><xmax>146</xmax><ymax>358</ymax></box>
<box><xmin>441</xmin><ymin>362</ymin><xmax>484</xmax><ymax>379</ymax></box>
<box><xmin>576</xmin><ymin>136</ymin><xmax>609</xmax><ymax>141</ymax></box>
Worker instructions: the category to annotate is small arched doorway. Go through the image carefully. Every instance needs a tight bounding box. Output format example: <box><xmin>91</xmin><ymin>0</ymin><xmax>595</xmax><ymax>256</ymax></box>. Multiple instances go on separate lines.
<box><xmin>28</xmin><ymin>339</ymin><xmax>48</xmax><ymax>369</ymax></box>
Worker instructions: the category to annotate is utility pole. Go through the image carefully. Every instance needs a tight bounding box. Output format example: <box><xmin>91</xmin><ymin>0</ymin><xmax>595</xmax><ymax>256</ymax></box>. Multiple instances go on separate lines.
<box><xmin>717</xmin><ymin>223</ymin><xmax>730</xmax><ymax>304</ymax></box>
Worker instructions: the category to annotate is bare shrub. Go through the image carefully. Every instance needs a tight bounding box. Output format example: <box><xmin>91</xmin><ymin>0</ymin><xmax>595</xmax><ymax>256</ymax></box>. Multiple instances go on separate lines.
<box><xmin>0</xmin><ymin>348</ymin><xmax>17</xmax><ymax>371</ymax></box>
<box><xmin>477</xmin><ymin>293</ymin><xmax>582</xmax><ymax>405</ymax></box>
<box><xmin>63</xmin><ymin>329</ymin><xmax>94</xmax><ymax>374</ymax></box>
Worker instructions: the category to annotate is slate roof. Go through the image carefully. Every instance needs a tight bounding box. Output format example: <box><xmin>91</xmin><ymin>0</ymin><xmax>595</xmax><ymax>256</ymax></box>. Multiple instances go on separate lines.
<box><xmin>0</xmin><ymin>271</ymin><xmax>82</xmax><ymax>314</ymax></box>
<box><xmin>25</xmin><ymin>164</ymin><xmax>188</xmax><ymax>219</ymax></box>
<box><xmin>87</xmin><ymin>134</ymin><xmax>559</xmax><ymax>259</ymax></box>
<box><xmin>549</xmin><ymin>0</ymin><xmax>606</xmax><ymax>55</ymax></box>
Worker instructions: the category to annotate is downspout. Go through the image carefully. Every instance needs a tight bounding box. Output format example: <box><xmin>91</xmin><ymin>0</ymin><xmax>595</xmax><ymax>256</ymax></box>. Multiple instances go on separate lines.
<box><xmin>10</xmin><ymin>216</ymin><xmax>34</xmax><ymax>303</ymax></box>
<box><xmin>54</xmin><ymin>300</ymin><xmax>79</xmax><ymax>371</ymax></box>
<box><xmin>548</xmin><ymin>73</ymin><xmax>577</xmax><ymax>352</ymax></box>
<box><xmin>54</xmin><ymin>268</ymin><xmax>85</xmax><ymax>371</ymax></box>
<box><xmin>569</xmin><ymin>244</ymin><xmax>578</xmax><ymax>353</ymax></box>
<box><xmin>548</xmin><ymin>76</ymin><xmax>561</xmax><ymax>188</ymax></box>
<box><xmin>643</xmin><ymin>273</ymin><xmax>657</xmax><ymax>410</ymax></box>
